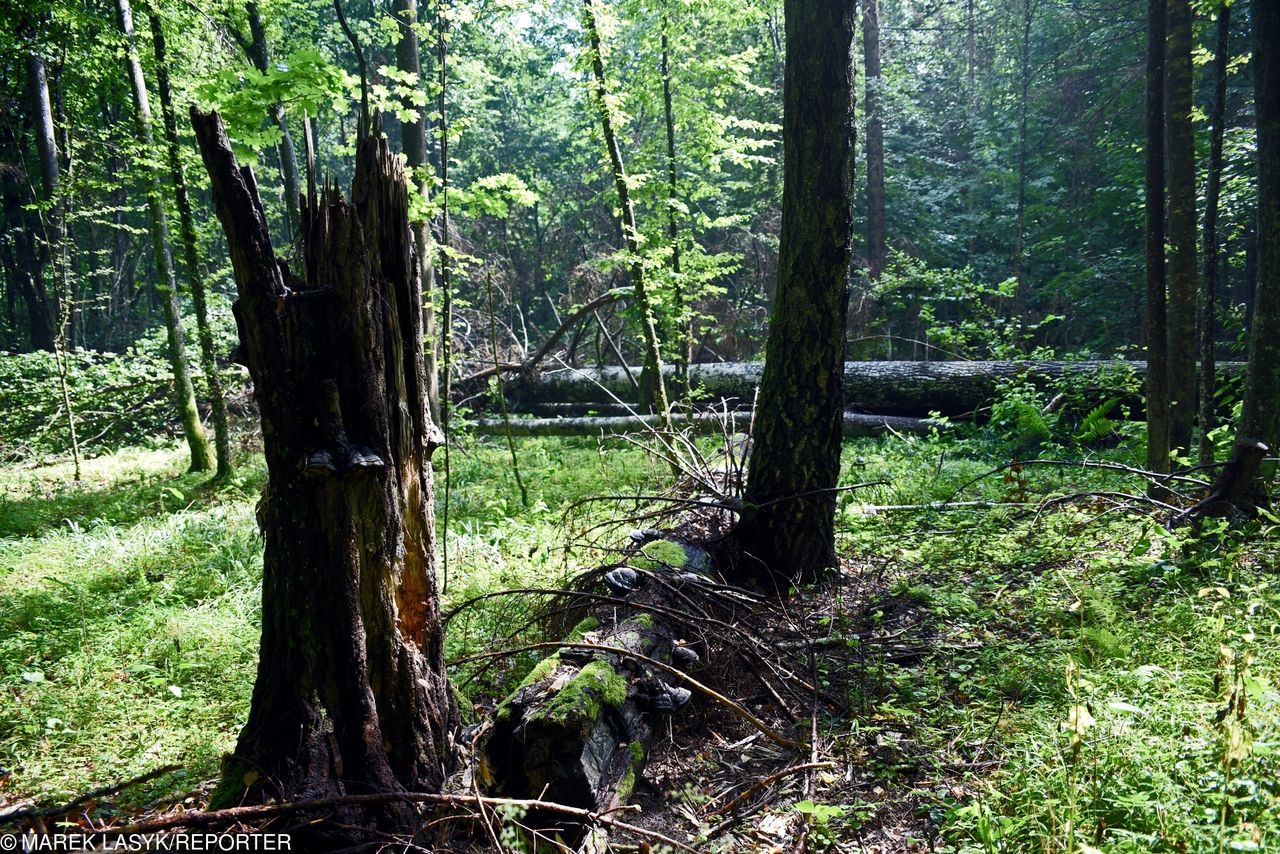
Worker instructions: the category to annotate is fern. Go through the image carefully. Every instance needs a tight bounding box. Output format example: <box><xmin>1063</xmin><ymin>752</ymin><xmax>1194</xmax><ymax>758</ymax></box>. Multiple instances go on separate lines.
<box><xmin>1076</xmin><ymin>397</ymin><xmax>1119</xmax><ymax>444</ymax></box>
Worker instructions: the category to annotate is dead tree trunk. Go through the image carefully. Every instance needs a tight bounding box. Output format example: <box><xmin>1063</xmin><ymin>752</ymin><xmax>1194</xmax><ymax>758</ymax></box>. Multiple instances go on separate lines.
<box><xmin>193</xmin><ymin>110</ymin><xmax>456</xmax><ymax>831</ymax></box>
<box><xmin>468</xmin><ymin>411</ymin><xmax>942</xmax><ymax>438</ymax></box>
<box><xmin>503</xmin><ymin>360</ymin><xmax>1241</xmax><ymax>418</ymax></box>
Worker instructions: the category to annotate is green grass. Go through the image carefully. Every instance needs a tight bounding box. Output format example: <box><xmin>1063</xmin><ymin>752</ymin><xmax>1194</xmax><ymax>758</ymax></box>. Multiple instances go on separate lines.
<box><xmin>0</xmin><ymin>434</ymin><xmax>661</xmax><ymax>806</ymax></box>
<box><xmin>3</xmin><ymin>426</ymin><xmax>1280</xmax><ymax>854</ymax></box>
<box><xmin>824</xmin><ymin>429</ymin><xmax>1280</xmax><ymax>853</ymax></box>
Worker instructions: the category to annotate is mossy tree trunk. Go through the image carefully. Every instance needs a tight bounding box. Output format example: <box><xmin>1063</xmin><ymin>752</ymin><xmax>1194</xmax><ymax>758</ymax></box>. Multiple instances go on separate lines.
<box><xmin>1145</xmin><ymin>0</ymin><xmax>1170</xmax><ymax>486</ymax></box>
<box><xmin>583</xmin><ymin>0</ymin><xmax>671</xmax><ymax>421</ymax></box>
<box><xmin>193</xmin><ymin>109</ymin><xmax>456</xmax><ymax>831</ymax></box>
<box><xmin>150</xmin><ymin>10</ymin><xmax>233</xmax><ymax>481</ymax></box>
<box><xmin>1198</xmin><ymin>1</ymin><xmax>1231</xmax><ymax>465</ymax></box>
<box><xmin>1239</xmin><ymin>0</ymin><xmax>1280</xmax><ymax>455</ymax></box>
<box><xmin>736</xmin><ymin>0</ymin><xmax>857</xmax><ymax>588</ymax></box>
<box><xmin>1165</xmin><ymin>0</ymin><xmax>1197</xmax><ymax>455</ymax></box>
<box><xmin>115</xmin><ymin>0</ymin><xmax>212</xmax><ymax>473</ymax></box>
<box><xmin>863</xmin><ymin>0</ymin><xmax>886</xmax><ymax>283</ymax></box>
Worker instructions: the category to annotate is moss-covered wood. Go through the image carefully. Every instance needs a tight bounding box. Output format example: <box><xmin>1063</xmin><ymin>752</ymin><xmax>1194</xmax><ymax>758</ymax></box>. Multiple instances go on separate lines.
<box><xmin>483</xmin><ymin>613</ymin><xmax>663</xmax><ymax>820</ymax></box>
<box><xmin>506</xmin><ymin>360</ymin><xmax>1208</xmax><ymax>417</ymax></box>
<box><xmin>482</xmin><ymin>538</ymin><xmax>714</xmax><ymax>837</ymax></box>
<box><xmin>193</xmin><ymin>110</ymin><xmax>456</xmax><ymax>832</ymax></box>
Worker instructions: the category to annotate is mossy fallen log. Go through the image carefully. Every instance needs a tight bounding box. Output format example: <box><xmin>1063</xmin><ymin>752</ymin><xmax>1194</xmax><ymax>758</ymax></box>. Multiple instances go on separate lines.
<box><xmin>480</xmin><ymin>539</ymin><xmax>715</xmax><ymax>839</ymax></box>
<box><xmin>503</xmin><ymin>360</ymin><xmax>1246</xmax><ymax>417</ymax></box>
<box><xmin>468</xmin><ymin>411</ymin><xmax>943</xmax><ymax>438</ymax></box>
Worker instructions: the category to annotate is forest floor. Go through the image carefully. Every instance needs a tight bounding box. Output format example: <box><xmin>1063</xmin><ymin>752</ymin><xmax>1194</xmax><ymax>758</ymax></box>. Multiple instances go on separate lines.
<box><xmin>3</xmin><ymin>427</ymin><xmax>1280</xmax><ymax>852</ymax></box>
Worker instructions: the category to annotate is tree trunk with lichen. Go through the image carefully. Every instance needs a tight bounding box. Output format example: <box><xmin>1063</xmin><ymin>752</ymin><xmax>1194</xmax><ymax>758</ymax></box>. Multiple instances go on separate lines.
<box><xmin>1166</xmin><ymin>0</ymin><xmax>1197</xmax><ymax>455</ymax></box>
<box><xmin>193</xmin><ymin>109</ymin><xmax>456</xmax><ymax>833</ymax></box>
<box><xmin>735</xmin><ymin>0</ymin><xmax>857</xmax><ymax>587</ymax></box>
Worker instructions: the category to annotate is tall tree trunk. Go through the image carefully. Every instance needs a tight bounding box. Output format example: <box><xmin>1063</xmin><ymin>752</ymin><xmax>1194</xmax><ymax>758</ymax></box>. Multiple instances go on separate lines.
<box><xmin>245</xmin><ymin>0</ymin><xmax>301</xmax><ymax>242</ymax></box>
<box><xmin>1238</xmin><ymin>0</ymin><xmax>1280</xmax><ymax>454</ymax></box>
<box><xmin>150</xmin><ymin>10</ymin><xmax>233</xmax><ymax>480</ymax></box>
<box><xmin>1013</xmin><ymin>0</ymin><xmax>1032</xmax><ymax>311</ymax></box>
<box><xmin>864</xmin><ymin>0</ymin><xmax>886</xmax><ymax>282</ymax></box>
<box><xmin>1165</xmin><ymin>0</ymin><xmax>1197</xmax><ymax>454</ymax></box>
<box><xmin>661</xmin><ymin>12</ymin><xmax>690</xmax><ymax>384</ymax></box>
<box><xmin>736</xmin><ymin>0</ymin><xmax>856</xmax><ymax>588</ymax></box>
<box><xmin>18</xmin><ymin>52</ymin><xmax>57</xmax><ymax>351</ymax></box>
<box><xmin>1199</xmin><ymin>2</ymin><xmax>1231</xmax><ymax>464</ymax></box>
<box><xmin>392</xmin><ymin>0</ymin><xmax>441</xmax><ymax>421</ymax></box>
<box><xmin>26</xmin><ymin>48</ymin><xmax>80</xmax><ymax>477</ymax></box>
<box><xmin>115</xmin><ymin>0</ymin><xmax>212</xmax><ymax>472</ymax></box>
<box><xmin>583</xmin><ymin>0</ymin><xmax>670</xmax><ymax>421</ymax></box>
<box><xmin>192</xmin><ymin>109</ymin><xmax>457</xmax><ymax>831</ymax></box>
<box><xmin>1145</xmin><ymin>0</ymin><xmax>1170</xmax><ymax>483</ymax></box>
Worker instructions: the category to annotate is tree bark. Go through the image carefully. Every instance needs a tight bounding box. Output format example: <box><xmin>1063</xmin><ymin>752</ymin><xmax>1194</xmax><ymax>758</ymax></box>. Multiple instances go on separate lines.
<box><xmin>1239</xmin><ymin>0</ymin><xmax>1280</xmax><ymax>454</ymax></box>
<box><xmin>392</xmin><ymin>0</ymin><xmax>440</xmax><ymax>422</ymax></box>
<box><xmin>150</xmin><ymin>10</ymin><xmax>233</xmax><ymax>480</ymax></box>
<box><xmin>736</xmin><ymin>0</ymin><xmax>857</xmax><ymax>587</ymax></box>
<box><xmin>1199</xmin><ymin>2</ymin><xmax>1231</xmax><ymax>464</ymax></box>
<box><xmin>583</xmin><ymin>0</ymin><xmax>670</xmax><ymax>421</ymax></box>
<box><xmin>864</xmin><ymin>0</ymin><xmax>886</xmax><ymax>282</ymax></box>
<box><xmin>192</xmin><ymin>109</ymin><xmax>456</xmax><ymax>832</ymax></box>
<box><xmin>1145</xmin><ymin>0</ymin><xmax>1170</xmax><ymax>485</ymax></box>
<box><xmin>1165</xmin><ymin>0</ymin><xmax>1197</xmax><ymax>454</ymax></box>
<box><xmin>115</xmin><ymin>0</ymin><xmax>213</xmax><ymax>473</ymax></box>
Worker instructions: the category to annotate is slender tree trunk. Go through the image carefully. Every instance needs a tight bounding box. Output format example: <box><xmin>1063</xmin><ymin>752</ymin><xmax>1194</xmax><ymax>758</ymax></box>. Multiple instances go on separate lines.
<box><xmin>193</xmin><ymin>110</ymin><xmax>456</xmax><ymax>833</ymax></box>
<box><xmin>1145</xmin><ymin>0</ymin><xmax>1170</xmax><ymax>483</ymax></box>
<box><xmin>150</xmin><ymin>11</ymin><xmax>233</xmax><ymax>480</ymax></box>
<box><xmin>583</xmin><ymin>0</ymin><xmax>670</xmax><ymax>422</ymax></box>
<box><xmin>19</xmin><ymin>53</ymin><xmax>58</xmax><ymax>351</ymax></box>
<box><xmin>1199</xmin><ymin>2</ymin><xmax>1231</xmax><ymax>464</ymax></box>
<box><xmin>1165</xmin><ymin>0</ymin><xmax>1197</xmax><ymax>454</ymax></box>
<box><xmin>1013</xmin><ymin>0</ymin><xmax>1032</xmax><ymax>311</ymax></box>
<box><xmin>392</xmin><ymin>0</ymin><xmax>440</xmax><ymax>421</ymax></box>
<box><xmin>864</xmin><ymin>0</ymin><xmax>886</xmax><ymax>282</ymax></box>
<box><xmin>245</xmin><ymin>0</ymin><xmax>301</xmax><ymax>242</ymax></box>
<box><xmin>661</xmin><ymin>12</ymin><xmax>690</xmax><ymax>384</ymax></box>
<box><xmin>1239</xmin><ymin>0</ymin><xmax>1280</xmax><ymax>454</ymax></box>
<box><xmin>737</xmin><ymin>0</ymin><xmax>856</xmax><ymax>588</ymax></box>
<box><xmin>26</xmin><ymin>48</ymin><xmax>80</xmax><ymax>477</ymax></box>
<box><xmin>115</xmin><ymin>0</ymin><xmax>213</xmax><ymax>472</ymax></box>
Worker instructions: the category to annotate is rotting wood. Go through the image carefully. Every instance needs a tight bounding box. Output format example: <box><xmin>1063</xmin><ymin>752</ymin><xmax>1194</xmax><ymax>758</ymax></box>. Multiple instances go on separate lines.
<box><xmin>467</xmin><ymin>411</ymin><xmax>944</xmax><ymax>438</ymax></box>
<box><xmin>505</xmin><ymin>360</ymin><xmax>1245</xmax><ymax>417</ymax></box>
<box><xmin>478</xmin><ymin>534</ymin><xmax>807</xmax><ymax>842</ymax></box>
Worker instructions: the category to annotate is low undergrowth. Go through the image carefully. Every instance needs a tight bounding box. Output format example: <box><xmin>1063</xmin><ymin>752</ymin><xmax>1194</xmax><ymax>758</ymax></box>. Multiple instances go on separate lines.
<box><xmin>1</xmin><ymin>425</ymin><xmax>1278</xmax><ymax>854</ymax></box>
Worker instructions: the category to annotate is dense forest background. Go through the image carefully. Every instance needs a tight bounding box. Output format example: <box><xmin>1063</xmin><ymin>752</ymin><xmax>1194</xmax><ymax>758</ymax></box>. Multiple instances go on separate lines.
<box><xmin>1</xmin><ymin>0</ymin><xmax>1262</xmax><ymax>463</ymax></box>
<box><xmin>6</xmin><ymin>0</ymin><xmax>1280</xmax><ymax>850</ymax></box>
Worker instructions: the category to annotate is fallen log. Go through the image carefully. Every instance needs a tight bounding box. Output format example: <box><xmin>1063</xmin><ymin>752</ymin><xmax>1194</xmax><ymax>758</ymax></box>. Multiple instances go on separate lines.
<box><xmin>480</xmin><ymin>540</ymin><xmax>716</xmax><ymax>829</ymax></box>
<box><xmin>503</xmin><ymin>360</ymin><xmax>1246</xmax><ymax>418</ymax></box>
<box><xmin>468</xmin><ymin>411</ymin><xmax>944</xmax><ymax>438</ymax></box>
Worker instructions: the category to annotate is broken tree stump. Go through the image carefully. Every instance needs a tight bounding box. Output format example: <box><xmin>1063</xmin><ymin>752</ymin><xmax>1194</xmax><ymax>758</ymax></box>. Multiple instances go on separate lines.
<box><xmin>480</xmin><ymin>538</ymin><xmax>718</xmax><ymax>835</ymax></box>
